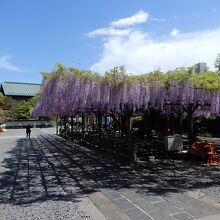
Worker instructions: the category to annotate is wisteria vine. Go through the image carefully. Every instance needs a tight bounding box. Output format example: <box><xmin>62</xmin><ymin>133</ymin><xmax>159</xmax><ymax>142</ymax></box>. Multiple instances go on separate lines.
<box><xmin>32</xmin><ymin>72</ymin><xmax>220</xmax><ymax>118</ymax></box>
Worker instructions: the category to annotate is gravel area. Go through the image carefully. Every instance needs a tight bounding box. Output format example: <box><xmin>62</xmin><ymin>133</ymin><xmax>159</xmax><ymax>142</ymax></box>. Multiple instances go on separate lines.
<box><xmin>0</xmin><ymin>128</ymin><xmax>220</xmax><ymax>220</ymax></box>
<box><xmin>0</xmin><ymin>129</ymin><xmax>89</xmax><ymax>220</ymax></box>
<box><xmin>0</xmin><ymin>201</ymin><xmax>88</xmax><ymax>220</ymax></box>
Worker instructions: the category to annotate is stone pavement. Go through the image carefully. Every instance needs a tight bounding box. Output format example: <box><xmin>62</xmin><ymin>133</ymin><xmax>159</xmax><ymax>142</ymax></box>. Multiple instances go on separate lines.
<box><xmin>0</xmin><ymin>128</ymin><xmax>220</xmax><ymax>220</ymax></box>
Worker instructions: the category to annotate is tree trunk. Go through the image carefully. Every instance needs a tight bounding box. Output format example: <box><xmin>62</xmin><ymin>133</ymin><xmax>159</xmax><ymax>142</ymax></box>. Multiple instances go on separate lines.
<box><xmin>64</xmin><ymin>117</ymin><xmax>67</xmax><ymax>138</ymax></box>
<box><xmin>189</xmin><ymin>113</ymin><xmax>194</xmax><ymax>144</ymax></box>
<box><xmin>104</xmin><ymin>114</ymin><xmax>108</xmax><ymax>128</ymax></box>
<box><xmin>179</xmin><ymin>113</ymin><xmax>183</xmax><ymax>135</ymax></box>
<box><xmin>97</xmin><ymin>112</ymin><xmax>102</xmax><ymax>147</ymax></box>
<box><xmin>92</xmin><ymin>115</ymin><xmax>95</xmax><ymax>146</ymax></box>
<box><xmin>126</xmin><ymin>113</ymin><xmax>135</xmax><ymax>163</ymax></box>
<box><xmin>81</xmin><ymin>114</ymin><xmax>85</xmax><ymax>141</ymax></box>
<box><xmin>71</xmin><ymin>116</ymin><xmax>73</xmax><ymax>142</ymax></box>
<box><xmin>56</xmin><ymin>116</ymin><xmax>58</xmax><ymax>135</ymax></box>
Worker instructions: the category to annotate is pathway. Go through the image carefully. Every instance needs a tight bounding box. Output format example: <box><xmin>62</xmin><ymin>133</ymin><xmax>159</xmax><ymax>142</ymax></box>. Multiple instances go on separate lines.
<box><xmin>0</xmin><ymin>128</ymin><xmax>220</xmax><ymax>220</ymax></box>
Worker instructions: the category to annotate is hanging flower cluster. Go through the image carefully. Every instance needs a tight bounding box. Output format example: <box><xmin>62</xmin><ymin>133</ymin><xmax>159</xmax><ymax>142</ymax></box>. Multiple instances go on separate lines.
<box><xmin>32</xmin><ymin>71</ymin><xmax>220</xmax><ymax>117</ymax></box>
<box><xmin>33</xmin><ymin>74</ymin><xmax>151</xmax><ymax>117</ymax></box>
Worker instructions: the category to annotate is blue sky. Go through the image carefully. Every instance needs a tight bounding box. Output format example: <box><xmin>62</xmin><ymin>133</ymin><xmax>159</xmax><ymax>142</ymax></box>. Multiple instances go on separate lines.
<box><xmin>1</xmin><ymin>0</ymin><xmax>220</xmax><ymax>84</ymax></box>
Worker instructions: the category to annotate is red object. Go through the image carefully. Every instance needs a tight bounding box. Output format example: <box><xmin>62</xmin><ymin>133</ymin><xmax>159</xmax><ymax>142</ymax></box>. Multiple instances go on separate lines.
<box><xmin>190</xmin><ymin>140</ymin><xmax>220</xmax><ymax>166</ymax></box>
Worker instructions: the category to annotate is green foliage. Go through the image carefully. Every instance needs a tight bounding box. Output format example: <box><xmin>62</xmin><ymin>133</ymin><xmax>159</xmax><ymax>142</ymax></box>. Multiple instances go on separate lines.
<box><xmin>0</xmin><ymin>96</ymin><xmax>15</xmax><ymax>124</ymax></box>
<box><xmin>104</xmin><ymin>66</ymin><xmax>127</xmax><ymax>85</ymax></box>
<box><xmin>41</xmin><ymin>71</ymin><xmax>51</xmax><ymax>81</ymax></box>
<box><xmin>192</xmin><ymin>72</ymin><xmax>220</xmax><ymax>90</ymax></box>
<box><xmin>81</xmin><ymin>70</ymin><xmax>102</xmax><ymax>81</ymax></box>
<box><xmin>41</xmin><ymin>63</ymin><xmax>69</xmax><ymax>82</ymax></box>
<box><xmin>2</xmin><ymin>96</ymin><xmax>16</xmax><ymax>111</ymax></box>
<box><xmin>146</xmin><ymin>71</ymin><xmax>166</xmax><ymax>86</ymax></box>
<box><xmin>11</xmin><ymin>96</ymin><xmax>38</xmax><ymax>120</ymax></box>
<box><xmin>41</xmin><ymin>64</ymin><xmax>220</xmax><ymax>91</ymax></box>
<box><xmin>165</xmin><ymin>67</ymin><xmax>193</xmax><ymax>85</ymax></box>
<box><xmin>131</xmin><ymin>116</ymin><xmax>143</xmax><ymax>127</ymax></box>
<box><xmin>68</xmin><ymin>66</ymin><xmax>81</xmax><ymax>75</ymax></box>
<box><xmin>12</xmin><ymin>101</ymin><xmax>32</xmax><ymax>120</ymax></box>
<box><xmin>0</xmin><ymin>109</ymin><xmax>11</xmax><ymax>124</ymax></box>
<box><xmin>0</xmin><ymin>92</ymin><xmax>5</xmax><ymax>106</ymax></box>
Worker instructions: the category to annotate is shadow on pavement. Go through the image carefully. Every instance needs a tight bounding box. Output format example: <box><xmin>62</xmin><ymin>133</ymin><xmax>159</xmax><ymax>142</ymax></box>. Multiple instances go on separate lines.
<box><xmin>0</xmin><ymin>137</ymin><xmax>87</xmax><ymax>205</ymax></box>
<box><xmin>0</xmin><ymin>133</ymin><xmax>220</xmax><ymax>206</ymax></box>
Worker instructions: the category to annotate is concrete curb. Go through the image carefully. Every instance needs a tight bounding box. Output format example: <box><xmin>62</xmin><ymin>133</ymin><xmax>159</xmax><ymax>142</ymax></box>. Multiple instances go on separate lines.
<box><xmin>196</xmin><ymin>214</ymin><xmax>220</xmax><ymax>220</ymax></box>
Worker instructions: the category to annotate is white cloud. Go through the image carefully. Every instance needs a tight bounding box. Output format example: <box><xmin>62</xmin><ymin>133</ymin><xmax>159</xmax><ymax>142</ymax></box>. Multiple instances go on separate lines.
<box><xmin>87</xmin><ymin>27</ymin><xmax>131</xmax><ymax>38</ymax></box>
<box><xmin>87</xmin><ymin>10</ymin><xmax>150</xmax><ymax>38</ymax></box>
<box><xmin>0</xmin><ymin>55</ymin><xmax>24</xmax><ymax>72</ymax></box>
<box><xmin>170</xmin><ymin>28</ymin><xmax>180</xmax><ymax>36</ymax></box>
<box><xmin>111</xmin><ymin>10</ymin><xmax>149</xmax><ymax>27</ymax></box>
<box><xmin>90</xmin><ymin>28</ymin><xmax>220</xmax><ymax>74</ymax></box>
<box><xmin>150</xmin><ymin>17</ymin><xmax>166</xmax><ymax>22</ymax></box>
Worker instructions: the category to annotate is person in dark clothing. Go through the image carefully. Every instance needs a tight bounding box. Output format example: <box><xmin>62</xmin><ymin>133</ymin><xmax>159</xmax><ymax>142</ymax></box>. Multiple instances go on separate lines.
<box><xmin>26</xmin><ymin>124</ymin><xmax>31</xmax><ymax>138</ymax></box>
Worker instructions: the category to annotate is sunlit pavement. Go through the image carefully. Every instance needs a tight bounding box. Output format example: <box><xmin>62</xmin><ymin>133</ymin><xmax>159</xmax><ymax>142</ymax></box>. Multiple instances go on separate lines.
<box><xmin>0</xmin><ymin>128</ymin><xmax>220</xmax><ymax>220</ymax></box>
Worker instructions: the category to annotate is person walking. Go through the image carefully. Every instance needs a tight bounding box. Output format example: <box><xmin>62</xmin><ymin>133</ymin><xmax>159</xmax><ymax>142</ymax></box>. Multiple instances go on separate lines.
<box><xmin>26</xmin><ymin>124</ymin><xmax>31</xmax><ymax>138</ymax></box>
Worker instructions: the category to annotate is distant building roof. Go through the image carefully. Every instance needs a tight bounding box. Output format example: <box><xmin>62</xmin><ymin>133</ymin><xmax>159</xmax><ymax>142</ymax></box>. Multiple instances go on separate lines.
<box><xmin>194</xmin><ymin>62</ymin><xmax>209</xmax><ymax>74</ymax></box>
<box><xmin>1</xmin><ymin>82</ymin><xmax>41</xmax><ymax>96</ymax></box>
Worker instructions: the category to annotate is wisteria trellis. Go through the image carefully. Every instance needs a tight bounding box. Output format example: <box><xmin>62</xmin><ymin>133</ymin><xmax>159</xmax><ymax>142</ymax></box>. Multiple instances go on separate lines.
<box><xmin>32</xmin><ymin>73</ymin><xmax>220</xmax><ymax>118</ymax></box>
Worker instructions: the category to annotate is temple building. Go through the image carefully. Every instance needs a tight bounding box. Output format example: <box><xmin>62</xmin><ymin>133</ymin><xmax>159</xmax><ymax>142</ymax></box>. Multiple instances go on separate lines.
<box><xmin>0</xmin><ymin>82</ymin><xmax>41</xmax><ymax>103</ymax></box>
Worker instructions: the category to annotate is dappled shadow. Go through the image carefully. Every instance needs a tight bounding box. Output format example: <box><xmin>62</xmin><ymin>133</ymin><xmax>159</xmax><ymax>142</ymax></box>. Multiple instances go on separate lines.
<box><xmin>0</xmin><ymin>137</ymin><xmax>90</xmax><ymax>205</ymax></box>
<box><xmin>42</xmin><ymin>133</ymin><xmax>220</xmax><ymax>200</ymax></box>
<box><xmin>0</xmin><ymin>132</ymin><xmax>219</xmax><ymax>207</ymax></box>
<box><xmin>131</xmin><ymin>159</ymin><xmax>220</xmax><ymax>198</ymax></box>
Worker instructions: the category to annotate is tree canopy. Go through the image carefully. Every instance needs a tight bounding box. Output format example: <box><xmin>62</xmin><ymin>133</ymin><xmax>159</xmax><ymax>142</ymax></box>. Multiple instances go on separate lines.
<box><xmin>11</xmin><ymin>96</ymin><xmax>38</xmax><ymax>120</ymax></box>
<box><xmin>0</xmin><ymin>92</ymin><xmax>5</xmax><ymax>106</ymax></box>
<box><xmin>0</xmin><ymin>95</ymin><xmax>16</xmax><ymax>124</ymax></box>
<box><xmin>32</xmin><ymin>65</ymin><xmax>220</xmax><ymax>118</ymax></box>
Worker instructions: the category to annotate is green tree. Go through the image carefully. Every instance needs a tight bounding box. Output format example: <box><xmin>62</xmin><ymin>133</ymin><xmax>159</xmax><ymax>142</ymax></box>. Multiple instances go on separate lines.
<box><xmin>11</xmin><ymin>96</ymin><xmax>38</xmax><ymax>120</ymax></box>
<box><xmin>0</xmin><ymin>95</ymin><xmax>15</xmax><ymax>124</ymax></box>
<box><xmin>0</xmin><ymin>92</ymin><xmax>5</xmax><ymax>106</ymax></box>
<box><xmin>2</xmin><ymin>96</ymin><xmax>16</xmax><ymax>110</ymax></box>
<box><xmin>12</xmin><ymin>101</ymin><xmax>32</xmax><ymax>120</ymax></box>
<box><xmin>193</xmin><ymin>72</ymin><xmax>220</xmax><ymax>90</ymax></box>
<box><xmin>0</xmin><ymin>92</ymin><xmax>5</xmax><ymax>124</ymax></box>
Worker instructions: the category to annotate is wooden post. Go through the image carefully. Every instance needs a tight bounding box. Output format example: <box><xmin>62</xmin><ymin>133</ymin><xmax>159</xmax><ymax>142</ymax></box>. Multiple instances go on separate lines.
<box><xmin>56</xmin><ymin>116</ymin><xmax>58</xmax><ymax>135</ymax></box>
<box><xmin>71</xmin><ymin>116</ymin><xmax>73</xmax><ymax>142</ymax></box>
<box><xmin>97</xmin><ymin>112</ymin><xmax>102</xmax><ymax>148</ymax></box>
<box><xmin>84</xmin><ymin>115</ymin><xmax>87</xmax><ymax>132</ymax></box>
<box><xmin>179</xmin><ymin>112</ymin><xmax>183</xmax><ymax>135</ymax></box>
<box><xmin>104</xmin><ymin>114</ymin><xmax>108</xmax><ymax>128</ymax></box>
<box><xmin>183</xmin><ymin>104</ymin><xmax>194</xmax><ymax>145</ymax></box>
<box><xmin>126</xmin><ymin>112</ymin><xmax>134</xmax><ymax>163</ymax></box>
<box><xmin>92</xmin><ymin>115</ymin><xmax>95</xmax><ymax>146</ymax></box>
<box><xmin>82</xmin><ymin>114</ymin><xmax>85</xmax><ymax>141</ymax></box>
<box><xmin>189</xmin><ymin>113</ymin><xmax>194</xmax><ymax>144</ymax></box>
<box><xmin>60</xmin><ymin>118</ymin><xmax>63</xmax><ymax>132</ymax></box>
<box><xmin>64</xmin><ymin>117</ymin><xmax>67</xmax><ymax>138</ymax></box>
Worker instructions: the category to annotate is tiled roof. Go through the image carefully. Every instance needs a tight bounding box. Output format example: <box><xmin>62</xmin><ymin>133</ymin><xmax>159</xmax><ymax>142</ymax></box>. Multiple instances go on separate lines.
<box><xmin>1</xmin><ymin>82</ymin><xmax>41</xmax><ymax>96</ymax></box>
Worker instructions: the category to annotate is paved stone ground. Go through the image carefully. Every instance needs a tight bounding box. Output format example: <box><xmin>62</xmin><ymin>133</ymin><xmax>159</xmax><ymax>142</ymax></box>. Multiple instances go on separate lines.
<box><xmin>0</xmin><ymin>128</ymin><xmax>220</xmax><ymax>220</ymax></box>
<box><xmin>0</xmin><ymin>129</ymin><xmax>105</xmax><ymax>220</ymax></box>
